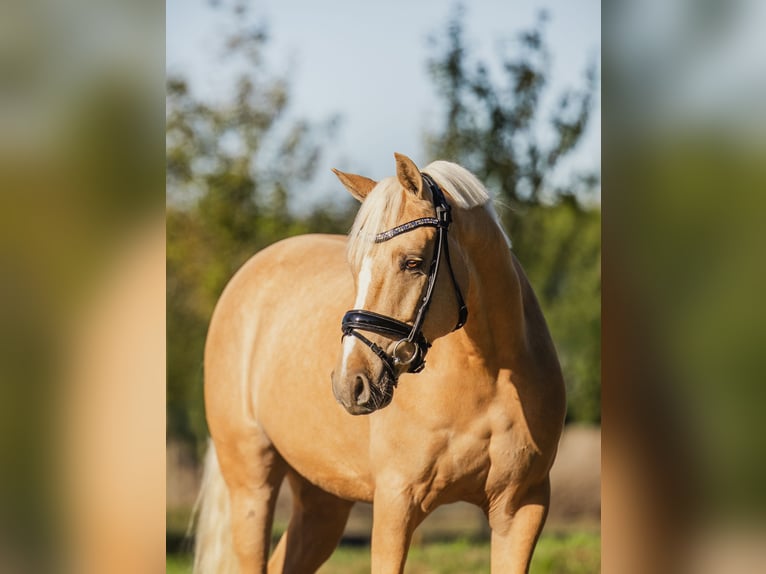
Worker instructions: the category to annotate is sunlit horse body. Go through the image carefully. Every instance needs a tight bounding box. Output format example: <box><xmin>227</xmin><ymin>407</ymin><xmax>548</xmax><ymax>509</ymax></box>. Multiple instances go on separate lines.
<box><xmin>194</xmin><ymin>154</ymin><xmax>566</xmax><ymax>573</ymax></box>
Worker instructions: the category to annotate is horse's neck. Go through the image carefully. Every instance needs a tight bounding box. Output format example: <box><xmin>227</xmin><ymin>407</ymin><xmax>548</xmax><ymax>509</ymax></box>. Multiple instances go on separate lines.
<box><xmin>458</xmin><ymin>209</ymin><xmax>527</xmax><ymax>365</ymax></box>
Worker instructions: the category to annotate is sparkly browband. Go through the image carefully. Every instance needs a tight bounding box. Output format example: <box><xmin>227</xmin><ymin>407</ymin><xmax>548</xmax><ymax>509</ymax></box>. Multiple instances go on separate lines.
<box><xmin>374</xmin><ymin>217</ymin><xmax>443</xmax><ymax>243</ymax></box>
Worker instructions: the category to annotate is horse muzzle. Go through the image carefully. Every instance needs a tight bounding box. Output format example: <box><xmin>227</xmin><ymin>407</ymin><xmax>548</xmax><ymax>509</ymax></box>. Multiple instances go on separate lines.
<box><xmin>331</xmin><ymin>368</ymin><xmax>395</xmax><ymax>415</ymax></box>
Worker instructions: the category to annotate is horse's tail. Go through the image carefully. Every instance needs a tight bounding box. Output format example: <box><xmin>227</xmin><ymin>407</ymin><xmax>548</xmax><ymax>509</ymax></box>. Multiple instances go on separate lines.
<box><xmin>191</xmin><ymin>441</ymin><xmax>238</xmax><ymax>574</ymax></box>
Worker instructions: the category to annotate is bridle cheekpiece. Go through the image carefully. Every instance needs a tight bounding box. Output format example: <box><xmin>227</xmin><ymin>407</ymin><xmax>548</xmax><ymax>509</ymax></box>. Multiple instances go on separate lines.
<box><xmin>341</xmin><ymin>173</ymin><xmax>468</xmax><ymax>383</ymax></box>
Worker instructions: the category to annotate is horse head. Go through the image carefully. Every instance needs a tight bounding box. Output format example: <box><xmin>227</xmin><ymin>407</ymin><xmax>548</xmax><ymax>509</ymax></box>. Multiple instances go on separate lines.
<box><xmin>330</xmin><ymin>153</ymin><xmax>469</xmax><ymax>415</ymax></box>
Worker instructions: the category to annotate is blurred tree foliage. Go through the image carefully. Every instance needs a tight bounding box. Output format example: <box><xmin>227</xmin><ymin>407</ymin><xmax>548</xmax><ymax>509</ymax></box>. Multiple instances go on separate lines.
<box><xmin>167</xmin><ymin>5</ymin><xmax>601</xmax><ymax>450</ymax></box>
<box><xmin>426</xmin><ymin>10</ymin><xmax>601</xmax><ymax>423</ymax></box>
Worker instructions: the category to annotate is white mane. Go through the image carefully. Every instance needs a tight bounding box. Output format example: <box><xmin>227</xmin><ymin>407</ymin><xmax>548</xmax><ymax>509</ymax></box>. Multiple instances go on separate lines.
<box><xmin>423</xmin><ymin>161</ymin><xmax>511</xmax><ymax>249</ymax></box>
<box><xmin>422</xmin><ymin>160</ymin><xmax>490</xmax><ymax>209</ymax></box>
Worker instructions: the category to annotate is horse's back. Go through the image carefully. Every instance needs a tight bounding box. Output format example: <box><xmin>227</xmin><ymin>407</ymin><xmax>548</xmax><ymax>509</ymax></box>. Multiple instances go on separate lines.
<box><xmin>216</xmin><ymin>233</ymin><xmax>349</xmax><ymax>310</ymax></box>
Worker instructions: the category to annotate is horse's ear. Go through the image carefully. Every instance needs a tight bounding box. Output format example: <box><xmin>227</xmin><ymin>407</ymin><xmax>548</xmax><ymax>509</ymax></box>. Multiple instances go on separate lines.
<box><xmin>332</xmin><ymin>168</ymin><xmax>377</xmax><ymax>202</ymax></box>
<box><xmin>394</xmin><ymin>153</ymin><xmax>423</xmax><ymax>197</ymax></box>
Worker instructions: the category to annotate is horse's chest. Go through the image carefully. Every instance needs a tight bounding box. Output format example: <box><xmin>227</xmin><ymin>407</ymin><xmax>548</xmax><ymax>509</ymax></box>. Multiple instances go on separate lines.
<box><xmin>405</xmin><ymin>415</ymin><xmax>537</xmax><ymax>511</ymax></box>
<box><xmin>374</xmin><ymin>377</ymin><xmax>544</xmax><ymax>510</ymax></box>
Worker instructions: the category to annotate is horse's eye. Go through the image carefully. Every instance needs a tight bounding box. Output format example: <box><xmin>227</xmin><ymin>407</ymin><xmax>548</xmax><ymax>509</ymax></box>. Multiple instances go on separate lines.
<box><xmin>404</xmin><ymin>259</ymin><xmax>422</xmax><ymax>271</ymax></box>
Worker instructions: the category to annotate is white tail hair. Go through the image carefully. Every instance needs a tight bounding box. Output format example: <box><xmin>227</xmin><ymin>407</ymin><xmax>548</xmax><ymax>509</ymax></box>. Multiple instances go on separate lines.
<box><xmin>192</xmin><ymin>442</ymin><xmax>238</xmax><ymax>574</ymax></box>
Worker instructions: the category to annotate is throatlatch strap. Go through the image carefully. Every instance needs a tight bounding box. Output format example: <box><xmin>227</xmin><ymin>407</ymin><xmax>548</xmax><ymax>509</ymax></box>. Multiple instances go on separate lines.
<box><xmin>422</xmin><ymin>173</ymin><xmax>467</xmax><ymax>331</ymax></box>
<box><xmin>441</xmin><ymin>227</ymin><xmax>468</xmax><ymax>330</ymax></box>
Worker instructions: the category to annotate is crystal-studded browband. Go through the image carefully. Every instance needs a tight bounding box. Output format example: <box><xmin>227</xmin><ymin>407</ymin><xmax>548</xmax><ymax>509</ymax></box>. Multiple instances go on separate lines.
<box><xmin>374</xmin><ymin>217</ymin><xmax>443</xmax><ymax>243</ymax></box>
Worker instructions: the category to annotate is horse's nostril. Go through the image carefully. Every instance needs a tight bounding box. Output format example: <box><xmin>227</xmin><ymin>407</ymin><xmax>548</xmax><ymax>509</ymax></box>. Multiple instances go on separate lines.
<box><xmin>353</xmin><ymin>374</ymin><xmax>370</xmax><ymax>405</ymax></box>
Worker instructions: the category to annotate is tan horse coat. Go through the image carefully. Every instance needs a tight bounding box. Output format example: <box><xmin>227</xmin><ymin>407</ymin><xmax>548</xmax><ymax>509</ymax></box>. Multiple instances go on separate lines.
<box><xmin>195</xmin><ymin>155</ymin><xmax>566</xmax><ymax>574</ymax></box>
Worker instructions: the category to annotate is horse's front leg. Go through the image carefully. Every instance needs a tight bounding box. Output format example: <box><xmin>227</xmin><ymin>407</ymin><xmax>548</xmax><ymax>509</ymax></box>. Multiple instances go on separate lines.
<box><xmin>370</xmin><ymin>486</ymin><xmax>426</xmax><ymax>574</ymax></box>
<box><xmin>488</xmin><ymin>477</ymin><xmax>550</xmax><ymax>574</ymax></box>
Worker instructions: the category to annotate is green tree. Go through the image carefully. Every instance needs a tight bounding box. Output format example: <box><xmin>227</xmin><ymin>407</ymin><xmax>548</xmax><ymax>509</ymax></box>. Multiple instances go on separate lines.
<box><xmin>427</xmin><ymin>9</ymin><xmax>601</xmax><ymax>422</ymax></box>
<box><xmin>166</xmin><ymin>5</ymin><xmax>353</xmax><ymax>448</ymax></box>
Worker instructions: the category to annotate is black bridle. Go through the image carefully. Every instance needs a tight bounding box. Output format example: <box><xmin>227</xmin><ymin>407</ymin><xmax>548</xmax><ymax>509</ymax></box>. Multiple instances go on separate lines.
<box><xmin>341</xmin><ymin>173</ymin><xmax>468</xmax><ymax>382</ymax></box>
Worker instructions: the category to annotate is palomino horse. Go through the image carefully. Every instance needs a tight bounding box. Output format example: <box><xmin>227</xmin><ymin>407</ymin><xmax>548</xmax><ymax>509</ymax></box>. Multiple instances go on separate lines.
<box><xmin>194</xmin><ymin>154</ymin><xmax>566</xmax><ymax>573</ymax></box>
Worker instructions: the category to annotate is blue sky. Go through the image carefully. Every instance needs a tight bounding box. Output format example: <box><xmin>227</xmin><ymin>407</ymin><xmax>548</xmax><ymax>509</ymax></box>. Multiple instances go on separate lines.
<box><xmin>167</xmin><ymin>0</ymin><xmax>601</xmax><ymax>206</ymax></box>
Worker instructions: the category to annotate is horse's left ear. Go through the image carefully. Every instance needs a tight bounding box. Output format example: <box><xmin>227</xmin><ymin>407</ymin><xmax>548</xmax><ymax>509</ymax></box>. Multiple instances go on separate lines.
<box><xmin>394</xmin><ymin>153</ymin><xmax>423</xmax><ymax>197</ymax></box>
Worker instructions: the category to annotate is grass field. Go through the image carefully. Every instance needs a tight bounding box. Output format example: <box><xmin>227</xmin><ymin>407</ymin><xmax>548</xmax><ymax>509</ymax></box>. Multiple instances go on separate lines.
<box><xmin>166</xmin><ymin>530</ymin><xmax>600</xmax><ymax>573</ymax></box>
